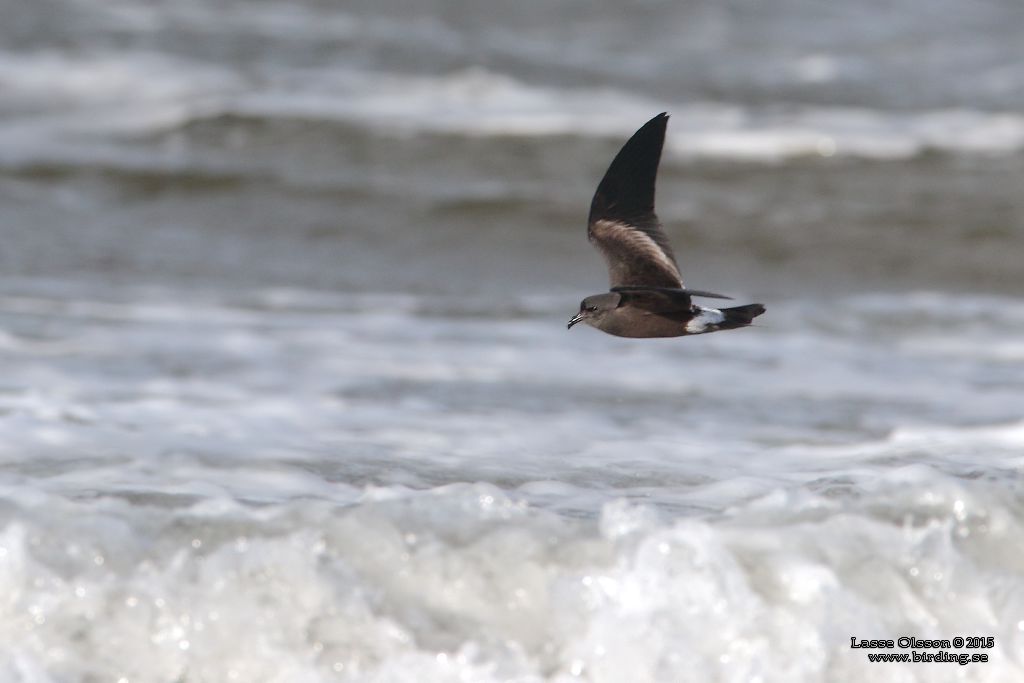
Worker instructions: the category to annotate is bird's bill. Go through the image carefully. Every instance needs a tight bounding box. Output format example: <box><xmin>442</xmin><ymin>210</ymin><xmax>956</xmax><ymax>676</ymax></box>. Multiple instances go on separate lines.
<box><xmin>567</xmin><ymin>312</ymin><xmax>585</xmax><ymax>329</ymax></box>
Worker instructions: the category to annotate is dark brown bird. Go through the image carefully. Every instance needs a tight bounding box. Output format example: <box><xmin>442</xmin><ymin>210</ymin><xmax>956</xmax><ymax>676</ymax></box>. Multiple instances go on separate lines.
<box><xmin>568</xmin><ymin>113</ymin><xmax>765</xmax><ymax>337</ymax></box>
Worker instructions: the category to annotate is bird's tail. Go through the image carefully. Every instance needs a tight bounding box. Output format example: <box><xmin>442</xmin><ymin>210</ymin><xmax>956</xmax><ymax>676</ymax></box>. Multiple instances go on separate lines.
<box><xmin>719</xmin><ymin>303</ymin><xmax>766</xmax><ymax>329</ymax></box>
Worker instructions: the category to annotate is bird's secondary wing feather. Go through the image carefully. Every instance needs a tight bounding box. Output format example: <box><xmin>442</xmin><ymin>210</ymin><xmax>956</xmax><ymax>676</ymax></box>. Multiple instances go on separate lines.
<box><xmin>613</xmin><ymin>287</ymin><xmax>695</xmax><ymax>314</ymax></box>
<box><xmin>611</xmin><ymin>285</ymin><xmax>732</xmax><ymax>300</ymax></box>
<box><xmin>587</xmin><ymin>113</ymin><xmax>682</xmax><ymax>289</ymax></box>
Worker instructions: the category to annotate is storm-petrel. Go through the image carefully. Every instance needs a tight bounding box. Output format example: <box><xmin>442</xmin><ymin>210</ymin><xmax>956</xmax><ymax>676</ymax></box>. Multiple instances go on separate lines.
<box><xmin>568</xmin><ymin>113</ymin><xmax>765</xmax><ymax>337</ymax></box>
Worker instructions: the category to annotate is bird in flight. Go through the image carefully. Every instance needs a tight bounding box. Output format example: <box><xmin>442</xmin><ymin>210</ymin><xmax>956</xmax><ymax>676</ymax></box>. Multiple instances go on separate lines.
<box><xmin>568</xmin><ymin>113</ymin><xmax>765</xmax><ymax>338</ymax></box>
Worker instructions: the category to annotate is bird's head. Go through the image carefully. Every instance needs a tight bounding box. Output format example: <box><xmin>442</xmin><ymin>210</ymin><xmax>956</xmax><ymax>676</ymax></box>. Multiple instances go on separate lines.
<box><xmin>568</xmin><ymin>292</ymin><xmax>620</xmax><ymax>329</ymax></box>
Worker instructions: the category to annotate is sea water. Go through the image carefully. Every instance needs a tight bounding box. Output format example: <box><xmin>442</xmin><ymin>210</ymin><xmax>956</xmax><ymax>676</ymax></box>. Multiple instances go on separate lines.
<box><xmin>2</xmin><ymin>0</ymin><xmax>1024</xmax><ymax>681</ymax></box>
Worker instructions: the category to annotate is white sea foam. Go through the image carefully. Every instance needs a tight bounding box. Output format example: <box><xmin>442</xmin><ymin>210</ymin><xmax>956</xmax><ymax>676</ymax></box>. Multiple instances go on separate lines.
<box><xmin>1</xmin><ymin>475</ymin><xmax>1022</xmax><ymax>682</ymax></box>
<box><xmin>1</xmin><ymin>283</ymin><xmax>1023</xmax><ymax>680</ymax></box>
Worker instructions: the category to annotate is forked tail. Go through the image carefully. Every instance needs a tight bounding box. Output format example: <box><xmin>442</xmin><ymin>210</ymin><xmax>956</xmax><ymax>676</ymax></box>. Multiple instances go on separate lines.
<box><xmin>719</xmin><ymin>303</ymin><xmax>766</xmax><ymax>329</ymax></box>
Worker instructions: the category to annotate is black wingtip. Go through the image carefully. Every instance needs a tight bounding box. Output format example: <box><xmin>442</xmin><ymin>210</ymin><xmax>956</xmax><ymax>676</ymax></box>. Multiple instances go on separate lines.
<box><xmin>589</xmin><ymin>113</ymin><xmax>669</xmax><ymax>226</ymax></box>
<box><xmin>641</xmin><ymin>113</ymin><xmax>669</xmax><ymax>141</ymax></box>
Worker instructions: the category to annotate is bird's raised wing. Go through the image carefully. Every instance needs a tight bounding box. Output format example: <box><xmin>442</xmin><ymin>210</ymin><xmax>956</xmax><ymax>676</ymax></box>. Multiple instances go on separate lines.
<box><xmin>587</xmin><ymin>113</ymin><xmax>682</xmax><ymax>289</ymax></box>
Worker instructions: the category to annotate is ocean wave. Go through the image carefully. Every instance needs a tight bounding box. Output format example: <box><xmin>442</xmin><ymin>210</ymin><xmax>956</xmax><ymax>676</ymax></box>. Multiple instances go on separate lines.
<box><xmin>3</xmin><ymin>51</ymin><xmax>1024</xmax><ymax>166</ymax></box>
<box><xmin>0</xmin><ymin>473</ymin><xmax>1021</xmax><ymax>682</ymax></box>
<box><xmin>1</xmin><ymin>281</ymin><xmax>1022</xmax><ymax>679</ymax></box>
<box><xmin>231</xmin><ymin>68</ymin><xmax>1024</xmax><ymax>161</ymax></box>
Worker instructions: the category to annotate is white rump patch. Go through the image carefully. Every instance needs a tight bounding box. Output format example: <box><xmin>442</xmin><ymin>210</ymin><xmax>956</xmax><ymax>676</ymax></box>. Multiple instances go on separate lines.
<box><xmin>685</xmin><ymin>307</ymin><xmax>725</xmax><ymax>333</ymax></box>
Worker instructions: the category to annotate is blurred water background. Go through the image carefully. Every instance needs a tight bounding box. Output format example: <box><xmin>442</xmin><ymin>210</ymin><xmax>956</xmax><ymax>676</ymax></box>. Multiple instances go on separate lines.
<box><xmin>1</xmin><ymin>1</ymin><xmax>1023</xmax><ymax>681</ymax></box>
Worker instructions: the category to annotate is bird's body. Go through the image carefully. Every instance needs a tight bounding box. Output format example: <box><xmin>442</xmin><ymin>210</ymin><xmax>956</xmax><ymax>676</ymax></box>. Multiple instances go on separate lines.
<box><xmin>568</xmin><ymin>113</ymin><xmax>764</xmax><ymax>337</ymax></box>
